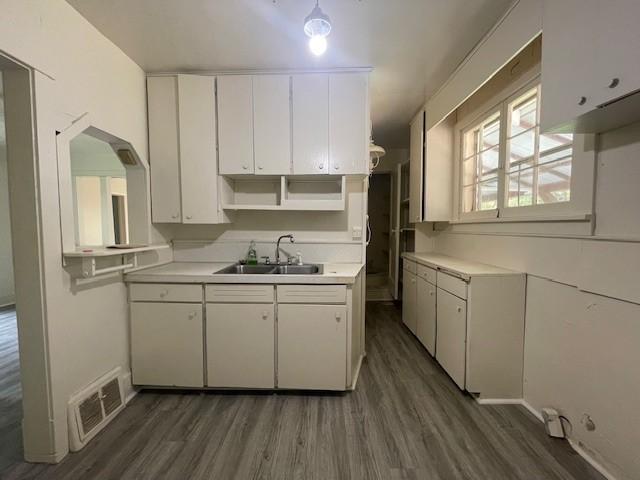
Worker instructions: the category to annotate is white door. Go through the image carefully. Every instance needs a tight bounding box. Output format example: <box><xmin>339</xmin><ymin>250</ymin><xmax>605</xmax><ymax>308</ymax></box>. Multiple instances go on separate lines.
<box><xmin>147</xmin><ymin>76</ymin><xmax>182</xmax><ymax>223</ymax></box>
<box><xmin>177</xmin><ymin>75</ymin><xmax>220</xmax><ymax>224</ymax></box>
<box><xmin>417</xmin><ymin>277</ymin><xmax>436</xmax><ymax>356</ymax></box>
<box><xmin>409</xmin><ymin>110</ymin><xmax>424</xmax><ymax>223</ymax></box>
<box><xmin>253</xmin><ymin>75</ymin><xmax>291</xmax><ymax>175</ymax></box>
<box><xmin>217</xmin><ymin>75</ymin><xmax>254</xmax><ymax>175</ymax></box>
<box><xmin>436</xmin><ymin>288</ymin><xmax>467</xmax><ymax>389</ymax></box>
<box><xmin>130</xmin><ymin>302</ymin><xmax>204</xmax><ymax>387</ymax></box>
<box><xmin>292</xmin><ymin>74</ymin><xmax>329</xmax><ymax>175</ymax></box>
<box><xmin>402</xmin><ymin>269</ymin><xmax>417</xmax><ymax>335</ymax></box>
<box><xmin>206</xmin><ymin>304</ymin><xmax>275</xmax><ymax>388</ymax></box>
<box><xmin>329</xmin><ymin>73</ymin><xmax>368</xmax><ymax>174</ymax></box>
<box><xmin>277</xmin><ymin>304</ymin><xmax>346</xmax><ymax>390</ymax></box>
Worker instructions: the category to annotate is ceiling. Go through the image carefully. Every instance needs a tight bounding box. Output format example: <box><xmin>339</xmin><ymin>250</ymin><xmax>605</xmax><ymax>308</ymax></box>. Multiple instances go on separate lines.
<box><xmin>66</xmin><ymin>0</ymin><xmax>511</xmax><ymax>148</ymax></box>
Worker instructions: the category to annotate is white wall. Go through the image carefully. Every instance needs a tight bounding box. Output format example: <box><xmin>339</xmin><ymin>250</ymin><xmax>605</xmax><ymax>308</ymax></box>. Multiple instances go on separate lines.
<box><xmin>0</xmin><ymin>0</ymin><xmax>167</xmax><ymax>461</ymax></box>
<box><xmin>417</xmin><ymin>121</ymin><xmax>640</xmax><ymax>480</ymax></box>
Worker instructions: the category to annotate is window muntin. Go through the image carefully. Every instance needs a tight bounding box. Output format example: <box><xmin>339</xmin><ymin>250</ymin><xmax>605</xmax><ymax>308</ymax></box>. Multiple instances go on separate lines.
<box><xmin>505</xmin><ymin>86</ymin><xmax>573</xmax><ymax>208</ymax></box>
<box><xmin>461</xmin><ymin>111</ymin><xmax>501</xmax><ymax>212</ymax></box>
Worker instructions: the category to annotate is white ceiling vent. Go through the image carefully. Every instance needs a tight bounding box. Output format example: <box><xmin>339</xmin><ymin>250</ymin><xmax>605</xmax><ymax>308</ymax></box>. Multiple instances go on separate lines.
<box><xmin>68</xmin><ymin>367</ymin><xmax>126</xmax><ymax>451</ymax></box>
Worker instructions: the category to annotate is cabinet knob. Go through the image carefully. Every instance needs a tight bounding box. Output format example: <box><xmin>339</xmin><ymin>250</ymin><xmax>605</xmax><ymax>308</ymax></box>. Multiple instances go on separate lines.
<box><xmin>186</xmin><ymin>215</ymin><xmax>192</xmax><ymax>220</ymax></box>
<box><xmin>262</xmin><ymin>311</ymin><xmax>269</xmax><ymax>319</ymax></box>
<box><xmin>318</xmin><ymin>163</ymin><xmax>324</xmax><ymax>170</ymax></box>
<box><xmin>334</xmin><ymin>164</ymin><xmax>340</xmax><ymax>170</ymax></box>
<box><xmin>608</xmin><ymin>78</ymin><xmax>620</xmax><ymax>89</ymax></box>
<box><xmin>457</xmin><ymin>306</ymin><xmax>462</xmax><ymax>313</ymax></box>
<box><xmin>258</xmin><ymin>165</ymin><xmax>263</xmax><ymax>170</ymax></box>
<box><xmin>171</xmin><ymin>214</ymin><xmax>178</xmax><ymax>219</ymax></box>
<box><xmin>335</xmin><ymin>313</ymin><xmax>341</xmax><ymax>322</ymax></box>
<box><xmin>160</xmin><ymin>289</ymin><xmax>168</xmax><ymax>298</ymax></box>
<box><xmin>242</xmin><ymin>165</ymin><xmax>248</xmax><ymax>170</ymax></box>
<box><xmin>578</xmin><ymin>96</ymin><xmax>587</xmax><ymax>106</ymax></box>
<box><xmin>429</xmin><ymin>291</ymin><xmax>434</xmax><ymax>296</ymax></box>
<box><xmin>189</xmin><ymin>312</ymin><xmax>197</xmax><ymax>319</ymax></box>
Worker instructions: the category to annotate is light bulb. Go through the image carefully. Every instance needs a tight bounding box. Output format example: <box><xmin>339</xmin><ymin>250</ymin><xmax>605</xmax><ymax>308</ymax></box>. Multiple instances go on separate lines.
<box><xmin>309</xmin><ymin>36</ymin><xmax>327</xmax><ymax>56</ymax></box>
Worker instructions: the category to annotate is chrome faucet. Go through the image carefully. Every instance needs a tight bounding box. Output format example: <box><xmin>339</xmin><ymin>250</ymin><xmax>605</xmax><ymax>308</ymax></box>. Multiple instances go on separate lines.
<box><xmin>276</xmin><ymin>234</ymin><xmax>295</xmax><ymax>265</ymax></box>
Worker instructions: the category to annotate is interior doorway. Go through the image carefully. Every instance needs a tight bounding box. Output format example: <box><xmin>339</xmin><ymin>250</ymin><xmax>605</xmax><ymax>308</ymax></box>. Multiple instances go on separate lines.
<box><xmin>366</xmin><ymin>172</ymin><xmax>394</xmax><ymax>301</ymax></box>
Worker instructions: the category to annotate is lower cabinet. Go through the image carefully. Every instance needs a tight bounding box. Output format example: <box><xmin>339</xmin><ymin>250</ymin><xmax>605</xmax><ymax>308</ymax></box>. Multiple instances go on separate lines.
<box><xmin>416</xmin><ymin>277</ymin><xmax>436</xmax><ymax>356</ymax></box>
<box><xmin>435</xmin><ymin>288</ymin><xmax>467</xmax><ymax>390</ymax></box>
<box><xmin>205</xmin><ymin>304</ymin><xmax>275</xmax><ymax>388</ymax></box>
<box><xmin>130</xmin><ymin>302</ymin><xmax>204</xmax><ymax>387</ymax></box>
<box><xmin>402</xmin><ymin>268</ymin><xmax>417</xmax><ymax>335</ymax></box>
<box><xmin>277</xmin><ymin>304</ymin><xmax>347</xmax><ymax>390</ymax></box>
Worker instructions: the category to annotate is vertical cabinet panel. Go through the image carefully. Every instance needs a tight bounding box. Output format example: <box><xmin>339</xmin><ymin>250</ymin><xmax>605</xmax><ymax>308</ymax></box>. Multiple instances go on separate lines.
<box><xmin>253</xmin><ymin>75</ymin><xmax>291</xmax><ymax>175</ymax></box>
<box><xmin>329</xmin><ymin>73</ymin><xmax>368</xmax><ymax>174</ymax></box>
<box><xmin>402</xmin><ymin>268</ymin><xmax>417</xmax><ymax>335</ymax></box>
<box><xmin>147</xmin><ymin>76</ymin><xmax>182</xmax><ymax>223</ymax></box>
<box><xmin>218</xmin><ymin>75</ymin><xmax>255</xmax><ymax>174</ymax></box>
<box><xmin>409</xmin><ymin>111</ymin><xmax>424</xmax><ymax>223</ymax></box>
<box><xmin>177</xmin><ymin>75</ymin><xmax>219</xmax><ymax>223</ymax></box>
<box><xmin>277</xmin><ymin>304</ymin><xmax>346</xmax><ymax>390</ymax></box>
<box><xmin>416</xmin><ymin>277</ymin><xmax>436</xmax><ymax>356</ymax></box>
<box><xmin>131</xmin><ymin>302</ymin><xmax>204</xmax><ymax>387</ymax></box>
<box><xmin>206</xmin><ymin>304</ymin><xmax>275</xmax><ymax>388</ymax></box>
<box><xmin>436</xmin><ymin>288</ymin><xmax>467</xmax><ymax>390</ymax></box>
<box><xmin>292</xmin><ymin>74</ymin><xmax>329</xmax><ymax>175</ymax></box>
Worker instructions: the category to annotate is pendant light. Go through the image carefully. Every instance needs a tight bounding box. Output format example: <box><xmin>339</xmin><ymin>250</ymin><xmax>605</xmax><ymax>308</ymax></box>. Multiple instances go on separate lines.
<box><xmin>304</xmin><ymin>0</ymin><xmax>331</xmax><ymax>56</ymax></box>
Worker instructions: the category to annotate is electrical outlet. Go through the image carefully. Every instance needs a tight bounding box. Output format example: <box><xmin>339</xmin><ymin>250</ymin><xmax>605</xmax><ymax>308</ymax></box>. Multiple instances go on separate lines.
<box><xmin>352</xmin><ymin>227</ymin><xmax>363</xmax><ymax>241</ymax></box>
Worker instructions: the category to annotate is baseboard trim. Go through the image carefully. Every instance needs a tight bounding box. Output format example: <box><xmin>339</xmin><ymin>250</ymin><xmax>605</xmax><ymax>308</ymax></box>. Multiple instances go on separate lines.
<box><xmin>349</xmin><ymin>354</ymin><xmax>365</xmax><ymax>391</ymax></box>
<box><xmin>121</xmin><ymin>371</ymin><xmax>138</xmax><ymax>404</ymax></box>
<box><xmin>24</xmin><ymin>450</ymin><xmax>67</xmax><ymax>464</ymax></box>
<box><xmin>475</xmin><ymin>397</ymin><xmax>617</xmax><ymax>480</ymax></box>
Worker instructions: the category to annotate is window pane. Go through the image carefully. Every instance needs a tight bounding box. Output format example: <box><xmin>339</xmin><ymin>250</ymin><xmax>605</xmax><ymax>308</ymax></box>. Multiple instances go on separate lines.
<box><xmin>506</xmin><ymin>167</ymin><xmax>534</xmax><ymax>208</ymax></box>
<box><xmin>537</xmin><ymin>159</ymin><xmax>571</xmax><ymax>204</ymax></box>
<box><xmin>462</xmin><ymin>185</ymin><xmax>476</xmax><ymax>212</ymax></box>
<box><xmin>482</xmin><ymin>116</ymin><xmax>501</xmax><ymax>149</ymax></box>
<box><xmin>462</xmin><ymin>156</ymin><xmax>477</xmax><ymax>186</ymax></box>
<box><xmin>510</xmin><ymin>91</ymin><xmax>537</xmax><ymax>136</ymax></box>
<box><xmin>477</xmin><ymin>178</ymin><xmax>498</xmax><ymax>211</ymax></box>
<box><xmin>509</xmin><ymin>128</ymin><xmax>536</xmax><ymax>163</ymax></box>
<box><xmin>539</xmin><ymin>146</ymin><xmax>572</xmax><ymax>166</ymax></box>
<box><xmin>507</xmin><ymin>173</ymin><xmax>520</xmax><ymax>207</ymax></box>
<box><xmin>540</xmin><ymin>132</ymin><xmax>573</xmax><ymax>154</ymax></box>
<box><xmin>480</xmin><ymin>146</ymin><xmax>500</xmax><ymax>175</ymax></box>
<box><xmin>463</xmin><ymin>129</ymin><xmax>479</xmax><ymax>159</ymax></box>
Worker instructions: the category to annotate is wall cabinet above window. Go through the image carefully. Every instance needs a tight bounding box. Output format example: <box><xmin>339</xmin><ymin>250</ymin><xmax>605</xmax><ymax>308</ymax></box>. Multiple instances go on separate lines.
<box><xmin>541</xmin><ymin>0</ymin><xmax>640</xmax><ymax>133</ymax></box>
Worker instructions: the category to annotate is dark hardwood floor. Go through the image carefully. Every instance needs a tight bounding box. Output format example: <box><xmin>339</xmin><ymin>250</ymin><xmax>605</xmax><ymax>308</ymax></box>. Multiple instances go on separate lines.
<box><xmin>1</xmin><ymin>302</ymin><xmax>604</xmax><ymax>480</ymax></box>
<box><xmin>0</xmin><ymin>306</ymin><xmax>22</xmax><ymax>475</ymax></box>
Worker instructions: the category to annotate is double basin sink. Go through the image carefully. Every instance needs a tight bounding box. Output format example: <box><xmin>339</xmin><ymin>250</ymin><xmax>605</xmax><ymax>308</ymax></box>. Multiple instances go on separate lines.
<box><xmin>215</xmin><ymin>263</ymin><xmax>323</xmax><ymax>275</ymax></box>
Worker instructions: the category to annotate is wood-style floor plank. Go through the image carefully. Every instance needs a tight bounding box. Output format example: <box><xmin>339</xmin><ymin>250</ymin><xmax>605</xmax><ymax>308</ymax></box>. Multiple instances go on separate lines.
<box><xmin>1</xmin><ymin>303</ymin><xmax>605</xmax><ymax>480</ymax></box>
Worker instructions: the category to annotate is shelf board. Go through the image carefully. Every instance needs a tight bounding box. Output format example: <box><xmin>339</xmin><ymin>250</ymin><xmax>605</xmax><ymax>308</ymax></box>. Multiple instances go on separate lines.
<box><xmin>63</xmin><ymin>244</ymin><xmax>170</xmax><ymax>258</ymax></box>
<box><xmin>222</xmin><ymin>202</ymin><xmax>344</xmax><ymax>212</ymax></box>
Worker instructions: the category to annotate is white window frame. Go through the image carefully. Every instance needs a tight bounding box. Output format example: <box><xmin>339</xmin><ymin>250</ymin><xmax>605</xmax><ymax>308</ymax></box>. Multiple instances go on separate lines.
<box><xmin>453</xmin><ymin>73</ymin><xmax>595</xmax><ymax>224</ymax></box>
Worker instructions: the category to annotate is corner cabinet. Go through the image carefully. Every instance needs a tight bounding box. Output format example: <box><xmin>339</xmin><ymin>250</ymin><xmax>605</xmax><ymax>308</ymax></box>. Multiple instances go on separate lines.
<box><xmin>408</xmin><ymin>110</ymin><xmax>424</xmax><ymax>223</ymax></box>
<box><xmin>147</xmin><ymin>75</ymin><xmax>230</xmax><ymax>224</ymax></box>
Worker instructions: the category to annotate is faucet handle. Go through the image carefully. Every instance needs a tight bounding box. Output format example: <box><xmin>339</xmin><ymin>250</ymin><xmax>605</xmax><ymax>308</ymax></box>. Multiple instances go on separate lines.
<box><xmin>261</xmin><ymin>256</ymin><xmax>271</xmax><ymax>265</ymax></box>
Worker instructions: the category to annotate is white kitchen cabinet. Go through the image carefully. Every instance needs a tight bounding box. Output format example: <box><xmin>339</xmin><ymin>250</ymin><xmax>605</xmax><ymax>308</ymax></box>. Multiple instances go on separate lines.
<box><xmin>206</xmin><ymin>304</ymin><xmax>275</xmax><ymax>388</ymax></box>
<box><xmin>253</xmin><ymin>75</ymin><xmax>291</xmax><ymax>175</ymax></box>
<box><xmin>147</xmin><ymin>75</ymin><xmax>228</xmax><ymax>224</ymax></box>
<box><xmin>277</xmin><ymin>304</ymin><xmax>347</xmax><ymax>390</ymax></box>
<box><xmin>423</xmin><ymin>114</ymin><xmax>454</xmax><ymax>222</ymax></box>
<box><xmin>217</xmin><ymin>75</ymin><xmax>255</xmax><ymax>175</ymax></box>
<box><xmin>416</xmin><ymin>276</ymin><xmax>436</xmax><ymax>356</ymax></box>
<box><xmin>402</xmin><ymin>262</ymin><xmax>417</xmax><ymax>335</ymax></box>
<box><xmin>329</xmin><ymin>73</ymin><xmax>369</xmax><ymax>175</ymax></box>
<box><xmin>541</xmin><ymin>0</ymin><xmax>640</xmax><ymax>133</ymax></box>
<box><xmin>436</xmin><ymin>287</ymin><xmax>467</xmax><ymax>390</ymax></box>
<box><xmin>409</xmin><ymin>110</ymin><xmax>424</xmax><ymax>223</ymax></box>
<box><xmin>292</xmin><ymin>74</ymin><xmax>329</xmax><ymax>175</ymax></box>
<box><xmin>130</xmin><ymin>302</ymin><xmax>204</xmax><ymax>387</ymax></box>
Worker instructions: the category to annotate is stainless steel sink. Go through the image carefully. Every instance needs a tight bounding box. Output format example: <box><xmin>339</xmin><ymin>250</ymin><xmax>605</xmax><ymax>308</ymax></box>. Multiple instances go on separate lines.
<box><xmin>273</xmin><ymin>264</ymin><xmax>323</xmax><ymax>275</ymax></box>
<box><xmin>214</xmin><ymin>264</ymin><xmax>276</xmax><ymax>275</ymax></box>
<box><xmin>214</xmin><ymin>263</ymin><xmax>323</xmax><ymax>275</ymax></box>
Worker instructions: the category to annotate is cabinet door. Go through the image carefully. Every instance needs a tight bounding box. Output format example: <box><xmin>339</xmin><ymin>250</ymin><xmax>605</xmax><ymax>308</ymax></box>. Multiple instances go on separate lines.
<box><xmin>217</xmin><ymin>75</ymin><xmax>254</xmax><ymax>174</ymax></box>
<box><xmin>436</xmin><ymin>288</ymin><xmax>467</xmax><ymax>390</ymax></box>
<box><xmin>277</xmin><ymin>304</ymin><xmax>346</xmax><ymax>390</ymax></box>
<box><xmin>206</xmin><ymin>304</ymin><xmax>274</xmax><ymax>388</ymax></box>
<box><xmin>292</xmin><ymin>74</ymin><xmax>329</xmax><ymax>174</ymax></box>
<box><xmin>177</xmin><ymin>75</ymin><xmax>221</xmax><ymax>224</ymax></box>
<box><xmin>409</xmin><ymin>111</ymin><xmax>424</xmax><ymax>223</ymax></box>
<box><xmin>417</xmin><ymin>277</ymin><xmax>436</xmax><ymax>356</ymax></box>
<box><xmin>253</xmin><ymin>75</ymin><xmax>291</xmax><ymax>175</ymax></box>
<box><xmin>402</xmin><ymin>269</ymin><xmax>417</xmax><ymax>335</ymax></box>
<box><xmin>329</xmin><ymin>73</ymin><xmax>368</xmax><ymax>174</ymax></box>
<box><xmin>540</xmin><ymin>0</ymin><xmax>597</xmax><ymax>132</ymax></box>
<box><xmin>131</xmin><ymin>302</ymin><xmax>203</xmax><ymax>387</ymax></box>
<box><xmin>147</xmin><ymin>76</ymin><xmax>182</xmax><ymax>223</ymax></box>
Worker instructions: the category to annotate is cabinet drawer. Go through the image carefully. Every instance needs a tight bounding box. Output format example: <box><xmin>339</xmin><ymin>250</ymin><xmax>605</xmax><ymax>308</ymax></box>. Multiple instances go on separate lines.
<box><xmin>403</xmin><ymin>259</ymin><xmax>417</xmax><ymax>274</ymax></box>
<box><xmin>417</xmin><ymin>264</ymin><xmax>437</xmax><ymax>284</ymax></box>
<box><xmin>206</xmin><ymin>284</ymin><xmax>274</xmax><ymax>303</ymax></box>
<box><xmin>436</xmin><ymin>272</ymin><xmax>467</xmax><ymax>299</ymax></box>
<box><xmin>277</xmin><ymin>285</ymin><xmax>347</xmax><ymax>304</ymax></box>
<box><xmin>129</xmin><ymin>283</ymin><xmax>203</xmax><ymax>303</ymax></box>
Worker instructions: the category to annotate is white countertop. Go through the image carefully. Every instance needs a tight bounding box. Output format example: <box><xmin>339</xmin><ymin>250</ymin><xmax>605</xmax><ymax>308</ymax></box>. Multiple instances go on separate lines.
<box><xmin>125</xmin><ymin>262</ymin><xmax>365</xmax><ymax>284</ymax></box>
<box><xmin>402</xmin><ymin>252</ymin><xmax>521</xmax><ymax>280</ymax></box>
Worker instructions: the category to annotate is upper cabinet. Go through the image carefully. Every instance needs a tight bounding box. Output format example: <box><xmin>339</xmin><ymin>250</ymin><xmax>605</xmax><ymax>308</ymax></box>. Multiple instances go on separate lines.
<box><xmin>329</xmin><ymin>73</ymin><xmax>369</xmax><ymax>175</ymax></box>
<box><xmin>292</xmin><ymin>74</ymin><xmax>330</xmax><ymax>174</ymax></box>
<box><xmin>541</xmin><ymin>0</ymin><xmax>640</xmax><ymax>133</ymax></box>
<box><xmin>147</xmin><ymin>75</ymin><xmax>229</xmax><ymax>224</ymax></box>
<box><xmin>217</xmin><ymin>75</ymin><xmax>255</xmax><ymax>175</ymax></box>
<box><xmin>409</xmin><ymin>110</ymin><xmax>424</xmax><ymax>223</ymax></box>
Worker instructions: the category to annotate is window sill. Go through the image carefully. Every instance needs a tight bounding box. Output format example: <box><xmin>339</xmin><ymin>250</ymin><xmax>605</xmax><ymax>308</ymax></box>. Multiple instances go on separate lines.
<box><xmin>450</xmin><ymin>212</ymin><xmax>592</xmax><ymax>225</ymax></box>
